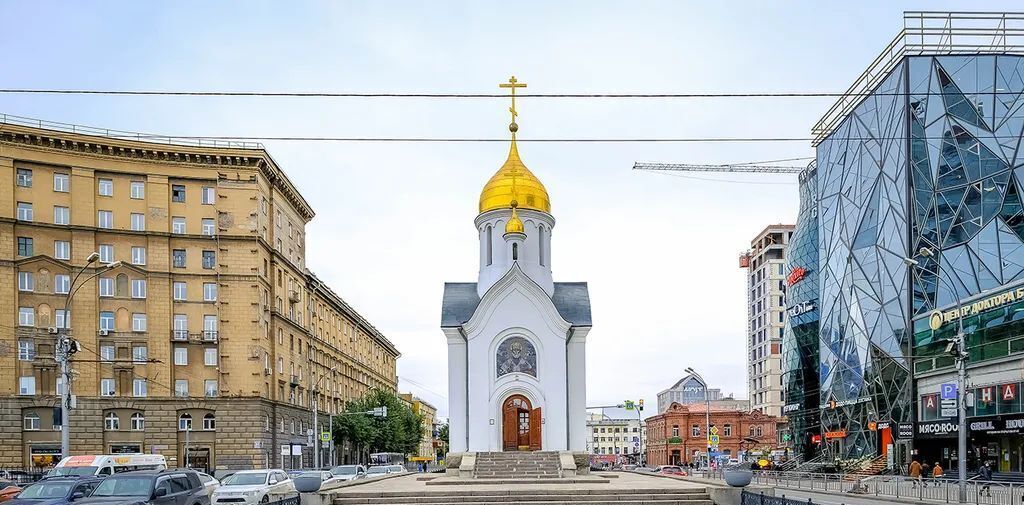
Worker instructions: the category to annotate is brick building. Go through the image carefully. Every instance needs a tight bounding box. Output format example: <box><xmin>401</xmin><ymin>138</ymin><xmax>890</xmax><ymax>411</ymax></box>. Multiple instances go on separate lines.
<box><xmin>645</xmin><ymin>402</ymin><xmax>780</xmax><ymax>466</ymax></box>
<box><xmin>0</xmin><ymin>118</ymin><xmax>399</xmax><ymax>472</ymax></box>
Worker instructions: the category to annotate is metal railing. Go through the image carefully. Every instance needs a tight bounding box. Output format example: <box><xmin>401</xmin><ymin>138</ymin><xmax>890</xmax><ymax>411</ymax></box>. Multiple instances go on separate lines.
<box><xmin>742</xmin><ymin>490</ymin><xmax>823</xmax><ymax>505</ymax></box>
<box><xmin>0</xmin><ymin>112</ymin><xmax>264</xmax><ymax>150</ymax></box>
<box><xmin>750</xmin><ymin>469</ymin><xmax>1024</xmax><ymax>504</ymax></box>
<box><xmin>812</xmin><ymin>11</ymin><xmax>1024</xmax><ymax>146</ymax></box>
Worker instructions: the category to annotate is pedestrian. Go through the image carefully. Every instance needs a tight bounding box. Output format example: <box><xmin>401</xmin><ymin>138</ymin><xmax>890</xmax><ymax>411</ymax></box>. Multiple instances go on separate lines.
<box><xmin>932</xmin><ymin>462</ymin><xmax>944</xmax><ymax>480</ymax></box>
<box><xmin>909</xmin><ymin>458</ymin><xmax>922</xmax><ymax>488</ymax></box>
<box><xmin>921</xmin><ymin>462</ymin><xmax>931</xmax><ymax>487</ymax></box>
<box><xmin>979</xmin><ymin>461</ymin><xmax>993</xmax><ymax>497</ymax></box>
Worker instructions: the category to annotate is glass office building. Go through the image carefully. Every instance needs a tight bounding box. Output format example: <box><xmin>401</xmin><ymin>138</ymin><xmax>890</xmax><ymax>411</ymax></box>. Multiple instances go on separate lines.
<box><xmin>781</xmin><ymin>162</ymin><xmax>821</xmax><ymax>461</ymax></box>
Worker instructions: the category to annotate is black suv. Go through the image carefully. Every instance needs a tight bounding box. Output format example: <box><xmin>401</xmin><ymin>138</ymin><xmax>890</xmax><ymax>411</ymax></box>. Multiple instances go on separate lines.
<box><xmin>77</xmin><ymin>470</ymin><xmax>209</xmax><ymax>505</ymax></box>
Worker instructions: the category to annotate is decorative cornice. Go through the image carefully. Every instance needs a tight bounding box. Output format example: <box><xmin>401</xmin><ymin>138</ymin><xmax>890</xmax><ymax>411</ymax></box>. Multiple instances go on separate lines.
<box><xmin>306</xmin><ymin>269</ymin><xmax>400</xmax><ymax>358</ymax></box>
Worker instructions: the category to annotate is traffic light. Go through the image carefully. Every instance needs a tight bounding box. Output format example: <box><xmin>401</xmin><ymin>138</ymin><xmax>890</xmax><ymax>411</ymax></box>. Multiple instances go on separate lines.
<box><xmin>638</xmin><ymin>399</ymin><xmax>644</xmax><ymax>411</ymax></box>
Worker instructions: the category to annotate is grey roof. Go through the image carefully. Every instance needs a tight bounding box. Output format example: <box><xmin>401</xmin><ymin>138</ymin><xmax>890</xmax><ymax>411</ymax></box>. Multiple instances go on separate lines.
<box><xmin>441</xmin><ymin>282</ymin><xmax>592</xmax><ymax>328</ymax></box>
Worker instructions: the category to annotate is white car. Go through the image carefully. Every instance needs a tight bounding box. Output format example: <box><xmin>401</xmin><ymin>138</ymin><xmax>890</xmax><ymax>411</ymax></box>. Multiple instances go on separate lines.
<box><xmin>212</xmin><ymin>470</ymin><xmax>294</xmax><ymax>505</ymax></box>
<box><xmin>386</xmin><ymin>465</ymin><xmax>407</xmax><ymax>474</ymax></box>
<box><xmin>196</xmin><ymin>471</ymin><xmax>220</xmax><ymax>497</ymax></box>
<box><xmin>329</xmin><ymin>465</ymin><xmax>366</xmax><ymax>482</ymax></box>
<box><xmin>364</xmin><ymin>466</ymin><xmax>390</xmax><ymax>479</ymax></box>
<box><xmin>297</xmin><ymin>471</ymin><xmax>348</xmax><ymax>491</ymax></box>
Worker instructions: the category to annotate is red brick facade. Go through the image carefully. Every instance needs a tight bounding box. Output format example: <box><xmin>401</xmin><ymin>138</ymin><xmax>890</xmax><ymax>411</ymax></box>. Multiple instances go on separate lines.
<box><xmin>645</xmin><ymin>402</ymin><xmax>781</xmax><ymax>466</ymax></box>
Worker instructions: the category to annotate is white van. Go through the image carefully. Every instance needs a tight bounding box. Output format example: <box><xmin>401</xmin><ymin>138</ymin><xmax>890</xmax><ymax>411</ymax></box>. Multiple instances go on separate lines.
<box><xmin>48</xmin><ymin>454</ymin><xmax>167</xmax><ymax>477</ymax></box>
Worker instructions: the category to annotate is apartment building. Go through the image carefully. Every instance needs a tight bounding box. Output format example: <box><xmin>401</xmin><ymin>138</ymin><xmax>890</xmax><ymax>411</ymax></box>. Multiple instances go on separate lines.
<box><xmin>0</xmin><ymin>119</ymin><xmax>399</xmax><ymax>471</ymax></box>
<box><xmin>399</xmin><ymin>393</ymin><xmax>438</xmax><ymax>462</ymax></box>
<box><xmin>741</xmin><ymin>224</ymin><xmax>793</xmax><ymax>418</ymax></box>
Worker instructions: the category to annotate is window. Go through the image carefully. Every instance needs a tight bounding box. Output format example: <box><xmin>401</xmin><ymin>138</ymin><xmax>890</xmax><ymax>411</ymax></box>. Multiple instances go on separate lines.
<box><xmin>277</xmin><ymin>357</ymin><xmax>284</xmax><ymax>373</ymax></box>
<box><xmin>130</xmin><ymin>213</ymin><xmax>145</xmax><ymax>231</ymax></box>
<box><xmin>54</xmin><ymin>241</ymin><xmax>70</xmax><ymax>260</ymax></box>
<box><xmin>692</xmin><ymin>425</ymin><xmax>701</xmax><ymax>437</ymax></box>
<box><xmin>55</xmin><ymin>310</ymin><xmax>70</xmax><ymax>329</ymax></box>
<box><xmin>175</xmin><ymin>380</ymin><xmax>189</xmax><ymax>397</ymax></box>
<box><xmin>131</xmin><ymin>279</ymin><xmax>147</xmax><ymax>299</ymax></box>
<box><xmin>99</xmin><ymin>277</ymin><xmax>114</xmax><ymax>297</ymax></box>
<box><xmin>54</xmin><ymin>206</ymin><xmax>70</xmax><ymax>225</ymax></box>
<box><xmin>172</xmin><ymin>217</ymin><xmax>186</xmax><ymax>234</ymax></box>
<box><xmin>18</xmin><ymin>339</ymin><xmax>35</xmax><ymax>361</ymax></box>
<box><xmin>99</xmin><ymin>244</ymin><xmax>114</xmax><ymax>263</ymax></box>
<box><xmin>101</xmin><ymin>378</ymin><xmax>115</xmax><ymax>396</ymax></box>
<box><xmin>203</xmin><ymin>315</ymin><xmax>217</xmax><ymax>340</ymax></box>
<box><xmin>132</xmin><ymin>379</ymin><xmax>147</xmax><ymax>397</ymax></box>
<box><xmin>202</xmin><ymin>187</ymin><xmax>215</xmax><ymax>204</ymax></box>
<box><xmin>173</xmin><ymin>314</ymin><xmax>188</xmax><ymax>340</ymax></box>
<box><xmin>100</xmin><ymin>345</ymin><xmax>114</xmax><ymax>362</ymax></box>
<box><xmin>18</xmin><ymin>271</ymin><xmax>34</xmax><ymax>292</ymax></box>
<box><xmin>201</xmin><ymin>219</ymin><xmax>215</xmax><ymax>236</ymax></box>
<box><xmin>178</xmin><ymin>413</ymin><xmax>193</xmax><ymax>430</ymax></box>
<box><xmin>97</xmin><ymin>210</ymin><xmax>113</xmax><ymax>228</ymax></box>
<box><xmin>19</xmin><ymin>376</ymin><xmax>36</xmax><ymax>395</ymax></box>
<box><xmin>17</xmin><ymin>202</ymin><xmax>33</xmax><ymax>221</ymax></box>
<box><xmin>173</xmin><ymin>282</ymin><xmax>187</xmax><ymax>301</ymax></box>
<box><xmin>724</xmin><ymin>424</ymin><xmax>732</xmax><ymax>437</ymax></box>
<box><xmin>202</xmin><ymin>250</ymin><xmax>215</xmax><ymax>269</ymax></box>
<box><xmin>98</xmin><ymin>178</ymin><xmax>113</xmax><ymax>196</ymax></box>
<box><xmin>130</xmin><ymin>412</ymin><xmax>145</xmax><ymax>431</ymax></box>
<box><xmin>203</xmin><ymin>283</ymin><xmax>217</xmax><ymax>301</ymax></box>
<box><xmin>204</xmin><ymin>348</ymin><xmax>217</xmax><ymax>366</ymax></box>
<box><xmin>53</xmin><ymin>173</ymin><xmax>69</xmax><ymax>192</ymax></box>
<box><xmin>132</xmin><ymin>313</ymin><xmax>147</xmax><ymax>332</ymax></box>
<box><xmin>17</xmin><ymin>168</ymin><xmax>32</xmax><ymax>187</ymax></box>
<box><xmin>174</xmin><ymin>347</ymin><xmax>188</xmax><ymax>366</ymax></box>
<box><xmin>19</xmin><ymin>307</ymin><xmax>34</xmax><ymax>327</ymax></box>
<box><xmin>171</xmin><ymin>184</ymin><xmax>186</xmax><ymax>202</ymax></box>
<box><xmin>204</xmin><ymin>382</ymin><xmax>218</xmax><ymax>399</ymax></box>
<box><xmin>23</xmin><ymin>412</ymin><xmax>40</xmax><ymax>430</ymax></box>
<box><xmin>132</xmin><ymin>345</ymin><xmax>148</xmax><ymax>362</ymax></box>
<box><xmin>55</xmin><ymin>274</ymin><xmax>70</xmax><ymax>294</ymax></box>
<box><xmin>104</xmin><ymin>412</ymin><xmax>119</xmax><ymax>431</ymax></box>
<box><xmin>131</xmin><ymin>246</ymin><xmax>146</xmax><ymax>265</ymax></box>
<box><xmin>17</xmin><ymin>237</ymin><xmax>33</xmax><ymax>256</ymax></box>
<box><xmin>130</xmin><ymin>181</ymin><xmax>144</xmax><ymax>199</ymax></box>
<box><xmin>172</xmin><ymin>249</ymin><xmax>186</xmax><ymax>268</ymax></box>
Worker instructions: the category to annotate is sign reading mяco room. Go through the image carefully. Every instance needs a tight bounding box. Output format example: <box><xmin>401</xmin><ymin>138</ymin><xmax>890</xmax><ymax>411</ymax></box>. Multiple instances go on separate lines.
<box><xmin>928</xmin><ymin>285</ymin><xmax>1024</xmax><ymax>330</ymax></box>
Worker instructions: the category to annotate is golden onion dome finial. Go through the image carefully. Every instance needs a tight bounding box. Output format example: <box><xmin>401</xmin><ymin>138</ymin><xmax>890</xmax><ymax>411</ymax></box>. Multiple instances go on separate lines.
<box><xmin>505</xmin><ymin>200</ymin><xmax>525</xmax><ymax>235</ymax></box>
<box><xmin>480</xmin><ymin>76</ymin><xmax>551</xmax><ymax>214</ymax></box>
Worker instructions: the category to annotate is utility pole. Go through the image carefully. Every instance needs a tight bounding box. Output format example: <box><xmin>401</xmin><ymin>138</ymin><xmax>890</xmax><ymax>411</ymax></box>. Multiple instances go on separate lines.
<box><xmin>686</xmin><ymin>367</ymin><xmax>712</xmax><ymax>469</ymax></box>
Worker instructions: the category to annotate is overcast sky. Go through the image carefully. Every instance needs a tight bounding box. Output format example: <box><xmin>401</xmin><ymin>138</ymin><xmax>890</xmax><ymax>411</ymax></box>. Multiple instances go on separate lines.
<box><xmin>3</xmin><ymin>1</ymin><xmax>1019</xmax><ymax>419</ymax></box>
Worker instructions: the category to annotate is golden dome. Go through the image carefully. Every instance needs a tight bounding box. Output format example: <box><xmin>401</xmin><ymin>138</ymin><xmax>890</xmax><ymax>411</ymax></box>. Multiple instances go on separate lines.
<box><xmin>479</xmin><ymin>136</ymin><xmax>551</xmax><ymax>214</ymax></box>
<box><xmin>505</xmin><ymin>201</ymin><xmax>525</xmax><ymax>234</ymax></box>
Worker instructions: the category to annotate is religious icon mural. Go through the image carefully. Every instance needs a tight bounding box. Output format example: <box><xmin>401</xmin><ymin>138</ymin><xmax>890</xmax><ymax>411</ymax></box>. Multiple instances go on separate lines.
<box><xmin>496</xmin><ymin>336</ymin><xmax>537</xmax><ymax>378</ymax></box>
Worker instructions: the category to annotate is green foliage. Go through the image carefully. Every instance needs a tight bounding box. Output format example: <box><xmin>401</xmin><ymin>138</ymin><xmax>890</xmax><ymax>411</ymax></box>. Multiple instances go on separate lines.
<box><xmin>668</xmin><ymin>436</ymin><xmax>683</xmax><ymax>444</ymax></box>
<box><xmin>437</xmin><ymin>423</ymin><xmax>449</xmax><ymax>444</ymax></box>
<box><xmin>332</xmin><ymin>389</ymin><xmax>424</xmax><ymax>455</ymax></box>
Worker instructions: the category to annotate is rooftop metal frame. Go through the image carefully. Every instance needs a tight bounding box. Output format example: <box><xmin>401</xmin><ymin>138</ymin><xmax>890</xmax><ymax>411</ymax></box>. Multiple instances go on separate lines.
<box><xmin>0</xmin><ymin>112</ymin><xmax>264</xmax><ymax>150</ymax></box>
<box><xmin>812</xmin><ymin>11</ymin><xmax>1024</xmax><ymax>146</ymax></box>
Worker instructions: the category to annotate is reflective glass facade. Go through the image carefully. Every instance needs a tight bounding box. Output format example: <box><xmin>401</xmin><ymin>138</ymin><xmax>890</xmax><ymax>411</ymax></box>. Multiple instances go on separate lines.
<box><xmin>814</xmin><ymin>54</ymin><xmax>1024</xmax><ymax>459</ymax></box>
<box><xmin>781</xmin><ymin>162</ymin><xmax>821</xmax><ymax>460</ymax></box>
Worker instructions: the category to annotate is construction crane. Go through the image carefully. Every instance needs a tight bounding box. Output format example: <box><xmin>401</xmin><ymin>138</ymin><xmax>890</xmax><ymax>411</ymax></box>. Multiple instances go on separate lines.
<box><xmin>632</xmin><ymin>162</ymin><xmax>803</xmax><ymax>174</ymax></box>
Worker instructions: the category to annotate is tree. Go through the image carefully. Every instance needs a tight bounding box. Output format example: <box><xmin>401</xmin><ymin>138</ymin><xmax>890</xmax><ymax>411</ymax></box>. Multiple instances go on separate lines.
<box><xmin>333</xmin><ymin>389</ymin><xmax>423</xmax><ymax>456</ymax></box>
<box><xmin>437</xmin><ymin>423</ymin><xmax>449</xmax><ymax>444</ymax></box>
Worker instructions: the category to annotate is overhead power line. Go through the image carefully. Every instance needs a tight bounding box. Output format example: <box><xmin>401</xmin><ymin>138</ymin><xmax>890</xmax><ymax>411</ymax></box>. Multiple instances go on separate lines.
<box><xmin>634</xmin><ymin>162</ymin><xmax>805</xmax><ymax>174</ymax></box>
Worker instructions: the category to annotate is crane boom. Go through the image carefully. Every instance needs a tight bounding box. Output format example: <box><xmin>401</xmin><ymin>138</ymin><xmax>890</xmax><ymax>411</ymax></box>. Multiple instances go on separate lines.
<box><xmin>633</xmin><ymin>162</ymin><xmax>803</xmax><ymax>174</ymax></box>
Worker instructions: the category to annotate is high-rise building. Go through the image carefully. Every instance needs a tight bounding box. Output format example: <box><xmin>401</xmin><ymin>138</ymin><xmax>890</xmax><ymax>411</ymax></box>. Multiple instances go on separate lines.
<box><xmin>742</xmin><ymin>225</ymin><xmax>794</xmax><ymax>418</ymax></box>
<box><xmin>0</xmin><ymin>118</ymin><xmax>400</xmax><ymax>471</ymax></box>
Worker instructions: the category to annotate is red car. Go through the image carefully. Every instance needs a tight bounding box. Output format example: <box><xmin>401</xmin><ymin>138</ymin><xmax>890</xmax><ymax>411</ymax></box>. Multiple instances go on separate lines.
<box><xmin>656</xmin><ymin>465</ymin><xmax>688</xmax><ymax>476</ymax></box>
<box><xmin>0</xmin><ymin>481</ymin><xmax>22</xmax><ymax>503</ymax></box>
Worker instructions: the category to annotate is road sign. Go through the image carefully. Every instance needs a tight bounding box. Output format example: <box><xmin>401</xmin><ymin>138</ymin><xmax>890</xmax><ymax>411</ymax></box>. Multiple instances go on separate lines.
<box><xmin>307</xmin><ymin>433</ymin><xmax>314</xmax><ymax>447</ymax></box>
<box><xmin>709</xmin><ymin>435</ymin><xmax>720</xmax><ymax>446</ymax></box>
<box><xmin>280</xmin><ymin>444</ymin><xmax>290</xmax><ymax>456</ymax></box>
<box><xmin>624</xmin><ymin>400</ymin><xmax>635</xmax><ymax>411</ymax></box>
<box><xmin>940</xmin><ymin>383</ymin><xmax>958</xmax><ymax>400</ymax></box>
<box><xmin>940</xmin><ymin>398</ymin><xmax>957</xmax><ymax>418</ymax></box>
<box><xmin>710</xmin><ymin>426</ymin><xmax>719</xmax><ymax>436</ymax></box>
<box><xmin>321</xmin><ymin>431</ymin><xmax>331</xmax><ymax>442</ymax></box>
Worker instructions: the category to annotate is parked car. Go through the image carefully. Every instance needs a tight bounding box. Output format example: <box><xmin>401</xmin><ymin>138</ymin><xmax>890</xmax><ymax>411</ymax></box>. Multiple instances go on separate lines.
<box><xmin>195</xmin><ymin>473</ymin><xmax>219</xmax><ymax>498</ymax></box>
<box><xmin>656</xmin><ymin>465</ymin><xmax>687</xmax><ymax>476</ymax></box>
<box><xmin>211</xmin><ymin>470</ymin><xmax>293</xmax><ymax>505</ymax></box>
<box><xmin>328</xmin><ymin>466</ymin><xmax>365</xmax><ymax>482</ymax></box>
<box><xmin>0</xmin><ymin>481</ymin><xmax>23</xmax><ymax>504</ymax></box>
<box><xmin>7</xmin><ymin>478</ymin><xmax>100</xmax><ymax>505</ymax></box>
<box><xmin>363</xmin><ymin>467</ymin><xmax>389</xmax><ymax>479</ymax></box>
<box><xmin>76</xmin><ymin>470</ymin><xmax>208</xmax><ymax>505</ymax></box>
<box><xmin>385</xmin><ymin>466</ymin><xmax>405</xmax><ymax>475</ymax></box>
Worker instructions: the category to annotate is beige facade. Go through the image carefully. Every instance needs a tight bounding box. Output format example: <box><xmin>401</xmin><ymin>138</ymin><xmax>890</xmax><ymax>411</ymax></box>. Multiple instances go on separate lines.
<box><xmin>0</xmin><ymin>122</ymin><xmax>399</xmax><ymax>471</ymax></box>
<box><xmin>744</xmin><ymin>224</ymin><xmax>794</xmax><ymax>418</ymax></box>
<box><xmin>400</xmin><ymin>393</ymin><xmax>437</xmax><ymax>461</ymax></box>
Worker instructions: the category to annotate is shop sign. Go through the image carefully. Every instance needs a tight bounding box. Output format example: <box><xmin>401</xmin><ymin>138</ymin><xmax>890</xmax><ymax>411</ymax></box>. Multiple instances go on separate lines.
<box><xmin>965</xmin><ymin>415</ymin><xmax>1024</xmax><ymax>434</ymax></box>
<box><xmin>877</xmin><ymin>421</ymin><xmax>892</xmax><ymax>430</ymax></box>
<box><xmin>824</xmin><ymin>430</ymin><xmax>847</xmax><ymax>439</ymax></box>
<box><xmin>783</xmin><ymin>403</ymin><xmax>800</xmax><ymax>414</ymax></box>
<box><xmin>811</xmin><ymin>434</ymin><xmax>822</xmax><ymax>444</ymax></box>
<box><xmin>897</xmin><ymin>423</ymin><xmax>914</xmax><ymax>439</ymax></box>
<box><xmin>787</xmin><ymin>301</ymin><xmax>816</xmax><ymax>317</ymax></box>
<box><xmin>786</xmin><ymin>267</ymin><xmax>808</xmax><ymax>286</ymax></box>
<box><xmin>917</xmin><ymin>421</ymin><xmax>958</xmax><ymax>438</ymax></box>
<box><xmin>928</xmin><ymin>285</ymin><xmax>1024</xmax><ymax>330</ymax></box>
<box><xmin>867</xmin><ymin>422</ymin><xmax>877</xmax><ymax>431</ymax></box>
<box><xmin>1003</xmin><ymin>384</ymin><xmax>1017</xmax><ymax>401</ymax></box>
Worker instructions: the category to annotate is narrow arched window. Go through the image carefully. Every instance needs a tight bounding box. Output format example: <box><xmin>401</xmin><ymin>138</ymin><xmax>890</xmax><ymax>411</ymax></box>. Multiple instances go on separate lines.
<box><xmin>512</xmin><ymin>243</ymin><xmax>518</xmax><ymax>261</ymax></box>
<box><xmin>538</xmin><ymin>225</ymin><xmax>545</xmax><ymax>266</ymax></box>
<box><xmin>178</xmin><ymin>413</ymin><xmax>192</xmax><ymax>431</ymax></box>
<box><xmin>203</xmin><ymin>413</ymin><xmax>216</xmax><ymax>430</ymax></box>
<box><xmin>486</xmin><ymin>225</ymin><xmax>493</xmax><ymax>266</ymax></box>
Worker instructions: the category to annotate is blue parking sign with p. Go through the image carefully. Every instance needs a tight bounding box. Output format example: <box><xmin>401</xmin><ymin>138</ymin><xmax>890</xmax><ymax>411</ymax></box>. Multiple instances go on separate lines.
<box><xmin>941</xmin><ymin>383</ymin><xmax>957</xmax><ymax>400</ymax></box>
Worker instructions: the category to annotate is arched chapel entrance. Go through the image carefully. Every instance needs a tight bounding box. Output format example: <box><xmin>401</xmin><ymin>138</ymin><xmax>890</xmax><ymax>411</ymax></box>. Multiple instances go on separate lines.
<box><xmin>502</xmin><ymin>394</ymin><xmax>541</xmax><ymax>451</ymax></box>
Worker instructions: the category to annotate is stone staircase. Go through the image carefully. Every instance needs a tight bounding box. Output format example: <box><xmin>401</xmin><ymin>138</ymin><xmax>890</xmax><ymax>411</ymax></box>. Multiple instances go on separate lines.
<box><xmin>333</xmin><ymin>487</ymin><xmax>713</xmax><ymax>505</ymax></box>
<box><xmin>472</xmin><ymin>451</ymin><xmax>562</xmax><ymax>479</ymax></box>
<box><xmin>845</xmin><ymin>455</ymin><xmax>890</xmax><ymax>480</ymax></box>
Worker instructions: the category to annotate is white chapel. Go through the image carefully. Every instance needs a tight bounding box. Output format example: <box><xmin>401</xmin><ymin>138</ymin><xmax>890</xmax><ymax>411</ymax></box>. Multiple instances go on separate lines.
<box><xmin>441</xmin><ymin>77</ymin><xmax>592</xmax><ymax>453</ymax></box>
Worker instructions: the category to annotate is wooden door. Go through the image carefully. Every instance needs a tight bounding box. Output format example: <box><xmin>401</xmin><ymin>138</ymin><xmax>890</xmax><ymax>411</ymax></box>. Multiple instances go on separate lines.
<box><xmin>502</xmin><ymin>407</ymin><xmax>517</xmax><ymax>450</ymax></box>
<box><xmin>529</xmin><ymin>407</ymin><xmax>542</xmax><ymax>450</ymax></box>
<box><xmin>502</xmin><ymin>395</ymin><xmax>532</xmax><ymax>451</ymax></box>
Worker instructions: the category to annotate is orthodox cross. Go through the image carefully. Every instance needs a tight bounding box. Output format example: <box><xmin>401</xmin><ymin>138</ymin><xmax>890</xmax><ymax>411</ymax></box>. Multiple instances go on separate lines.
<box><xmin>499</xmin><ymin>75</ymin><xmax>527</xmax><ymax>126</ymax></box>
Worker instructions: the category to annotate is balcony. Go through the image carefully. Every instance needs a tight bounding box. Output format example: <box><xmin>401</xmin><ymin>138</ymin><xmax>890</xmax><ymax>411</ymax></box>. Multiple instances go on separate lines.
<box><xmin>289</xmin><ymin>375</ymin><xmax>301</xmax><ymax>387</ymax></box>
<box><xmin>168</xmin><ymin>331</ymin><xmax>219</xmax><ymax>344</ymax></box>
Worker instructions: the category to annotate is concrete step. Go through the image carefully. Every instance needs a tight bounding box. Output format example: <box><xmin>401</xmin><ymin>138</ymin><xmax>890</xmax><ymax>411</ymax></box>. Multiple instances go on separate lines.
<box><xmin>336</xmin><ymin>488</ymin><xmax>710</xmax><ymax>499</ymax></box>
<box><xmin>335</xmin><ymin>494</ymin><xmax>711</xmax><ymax>504</ymax></box>
<box><xmin>342</xmin><ymin>501</ymin><xmax>712</xmax><ymax>505</ymax></box>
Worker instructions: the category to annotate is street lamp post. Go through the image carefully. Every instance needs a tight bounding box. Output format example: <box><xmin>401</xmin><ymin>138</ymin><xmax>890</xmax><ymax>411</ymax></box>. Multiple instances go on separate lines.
<box><xmin>312</xmin><ymin>366</ymin><xmax>336</xmax><ymax>469</ymax></box>
<box><xmin>686</xmin><ymin>367</ymin><xmax>712</xmax><ymax>469</ymax></box>
<box><xmin>905</xmin><ymin>247</ymin><xmax>968</xmax><ymax>502</ymax></box>
<box><xmin>60</xmin><ymin>254</ymin><xmax>121</xmax><ymax>460</ymax></box>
